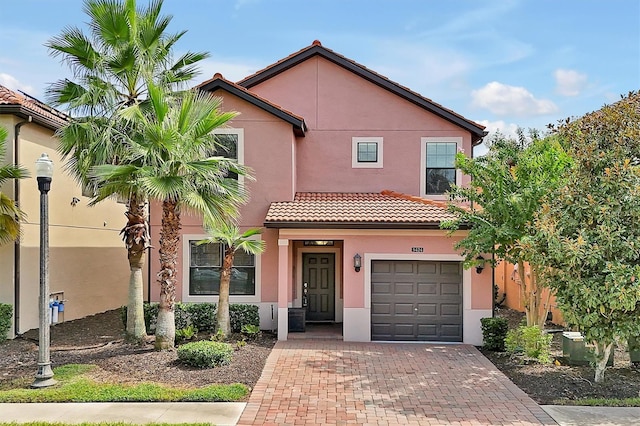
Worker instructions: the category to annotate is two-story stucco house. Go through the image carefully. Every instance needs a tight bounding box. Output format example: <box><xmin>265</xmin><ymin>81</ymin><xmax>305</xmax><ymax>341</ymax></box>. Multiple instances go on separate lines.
<box><xmin>0</xmin><ymin>85</ymin><xmax>130</xmax><ymax>337</ymax></box>
<box><xmin>148</xmin><ymin>41</ymin><xmax>493</xmax><ymax>345</ymax></box>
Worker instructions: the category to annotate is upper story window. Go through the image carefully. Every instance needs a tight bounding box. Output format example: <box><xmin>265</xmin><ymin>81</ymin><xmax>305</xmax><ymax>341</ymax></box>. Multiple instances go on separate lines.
<box><xmin>352</xmin><ymin>137</ymin><xmax>383</xmax><ymax>168</ymax></box>
<box><xmin>212</xmin><ymin>128</ymin><xmax>244</xmax><ymax>181</ymax></box>
<box><xmin>188</xmin><ymin>241</ymin><xmax>256</xmax><ymax>296</ymax></box>
<box><xmin>420</xmin><ymin>137</ymin><xmax>462</xmax><ymax>198</ymax></box>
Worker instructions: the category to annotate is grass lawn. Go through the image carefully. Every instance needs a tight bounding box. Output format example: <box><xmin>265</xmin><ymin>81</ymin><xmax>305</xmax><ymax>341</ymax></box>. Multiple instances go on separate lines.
<box><xmin>0</xmin><ymin>364</ymin><xmax>248</xmax><ymax>403</ymax></box>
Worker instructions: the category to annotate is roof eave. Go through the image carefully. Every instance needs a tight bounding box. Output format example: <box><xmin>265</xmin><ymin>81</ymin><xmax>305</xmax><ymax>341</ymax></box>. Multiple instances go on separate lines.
<box><xmin>264</xmin><ymin>221</ymin><xmax>467</xmax><ymax>230</ymax></box>
<box><xmin>198</xmin><ymin>79</ymin><xmax>306</xmax><ymax>137</ymax></box>
<box><xmin>0</xmin><ymin>105</ymin><xmax>65</xmax><ymax>131</ymax></box>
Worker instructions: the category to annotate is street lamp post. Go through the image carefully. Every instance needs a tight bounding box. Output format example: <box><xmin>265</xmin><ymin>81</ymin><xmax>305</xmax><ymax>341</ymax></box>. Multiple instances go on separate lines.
<box><xmin>32</xmin><ymin>153</ymin><xmax>56</xmax><ymax>388</ymax></box>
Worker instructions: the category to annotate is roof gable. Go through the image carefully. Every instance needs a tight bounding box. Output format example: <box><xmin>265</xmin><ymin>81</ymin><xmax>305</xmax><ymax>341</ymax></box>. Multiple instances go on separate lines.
<box><xmin>197</xmin><ymin>74</ymin><xmax>307</xmax><ymax>137</ymax></box>
<box><xmin>238</xmin><ymin>41</ymin><xmax>486</xmax><ymax>144</ymax></box>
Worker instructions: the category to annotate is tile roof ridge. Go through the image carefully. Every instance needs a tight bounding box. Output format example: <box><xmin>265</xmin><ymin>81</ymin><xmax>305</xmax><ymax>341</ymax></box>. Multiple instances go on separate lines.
<box><xmin>381</xmin><ymin>190</ymin><xmax>449</xmax><ymax>209</ymax></box>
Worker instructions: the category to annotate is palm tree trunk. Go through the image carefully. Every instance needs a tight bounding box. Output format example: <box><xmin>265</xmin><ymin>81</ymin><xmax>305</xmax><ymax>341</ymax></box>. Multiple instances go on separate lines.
<box><xmin>217</xmin><ymin>248</ymin><xmax>233</xmax><ymax>338</ymax></box>
<box><xmin>155</xmin><ymin>199</ymin><xmax>180</xmax><ymax>350</ymax></box>
<box><xmin>123</xmin><ymin>195</ymin><xmax>148</xmax><ymax>343</ymax></box>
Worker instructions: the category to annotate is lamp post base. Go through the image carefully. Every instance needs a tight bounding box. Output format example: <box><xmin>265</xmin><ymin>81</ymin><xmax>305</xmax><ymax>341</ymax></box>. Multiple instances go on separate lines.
<box><xmin>31</xmin><ymin>363</ymin><xmax>57</xmax><ymax>388</ymax></box>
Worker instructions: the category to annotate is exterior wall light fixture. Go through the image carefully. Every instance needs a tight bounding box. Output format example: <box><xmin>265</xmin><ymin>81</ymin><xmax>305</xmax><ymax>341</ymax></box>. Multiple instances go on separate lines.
<box><xmin>475</xmin><ymin>255</ymin><xmax>486</xmax><ymax>274</ymax></box>
<box><xmin>354</xmin><ymin>253</ymin><xmax>362</xmax><ymax>272</ymax></box>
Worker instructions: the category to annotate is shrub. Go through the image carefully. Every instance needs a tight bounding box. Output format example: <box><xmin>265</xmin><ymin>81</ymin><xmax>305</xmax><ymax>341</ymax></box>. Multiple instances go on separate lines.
<box><xmin>241</xmin><ymin>324</ymin><xmax>261</xmax><ymax>339</ymax></box>
<box><xmin>0</xmin><ymin>303</ymin><xmax>13</xmax><ymax>343</ymax></box>
<box><xmin>480</xmin><ymin>317</ymin><xmax>509</xmax><ymax>351</ymax></box>
<box><xmin>177</xmin><ymin>340</ymin><xmax>234</xmax><ymax>368</ymax></box>
<box><xmin>505</xmin><ymin>325</ymin><xmax>553</xmax><ymax>364</ymax></box>
<box><xmin>174</xmin><ymin>303</ymin><xmax>190</xmax><ymax>330</ymax></box>
<box><xmin>230</xmin><ymin>304</ymin><xmax>259</xmax><ymax>332</ymax></box>
<box><xmin>175</xmin><ymin>325</ymin><xmax>198</xmax><ymax>343</ymax></box>
<box><xmin>185</xmin><ymin>303</ymin><xmax>216</xmax><ymax>332</ymax></box>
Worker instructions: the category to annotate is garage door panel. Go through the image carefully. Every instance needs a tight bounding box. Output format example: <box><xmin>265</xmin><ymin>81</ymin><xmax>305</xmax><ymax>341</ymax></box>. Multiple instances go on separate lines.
<box><xmin>372</xmin><ymin>262</ymin><xmax>392</xmax><ymax>273</ymax></box>
<box><xmin>371</xmin><ymin>302</ymin><xmax>391</xmax><ymax>315</ymax></box>
<box><xmin>371</xmin><ymin>260</ymin><xmax>462</xmax><ymax>342</ymax></box>
<box><xmin>394</xmin><ymin>282</ymin><xmax>414</xmax><ymax>295</ymax></box>
<box><xmin>417</xmin><ymin>283</ymin><xmax>437</xmax><ymax>294</ymax></box>
<box><xmin>393</xmin><ymin>262</ymin><xmax>416</xmax><ymax>274</ymax></box>
<box><xmin>394</xmin><ymin>303</ymin><xmax>414</xmax><ymax>315</ymax></box>
<box><xmin>417</xmin><ymin>262</ymin><xmax>437</xmax><ymax>274</ymax></box>
<box><xmin>440</xmin><ymin>263</ymin><xmax>461</xmax><ymax>275</ymax></box>
<box><xmin>441</xmin><ymin>282</ymin><xmax>461</xmax><ymax>295</ymax></box>
<box><xmin>372</xmin><ymin>282</ymin><xmax>391</xmax><ymax>295</ymax></box>
<box><xmin>417</xmin><ymin>303</ymin><xmax>437</xmax><ymax>316</ymax></box>
<box><xmin>441</xmin><ymin>303</ymin><xmax>461</xmax><ymax>316</ymax></box>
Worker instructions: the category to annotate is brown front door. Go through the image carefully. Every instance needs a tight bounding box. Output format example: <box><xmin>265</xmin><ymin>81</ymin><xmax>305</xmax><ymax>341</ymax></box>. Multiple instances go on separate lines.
<box><xmin>303</xmin><ymin>253</ymin><xmax>335</xmax><ymax>321</ymax></box>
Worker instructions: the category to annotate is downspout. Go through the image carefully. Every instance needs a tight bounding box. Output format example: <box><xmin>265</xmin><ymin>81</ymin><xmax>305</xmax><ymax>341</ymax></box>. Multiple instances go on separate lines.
<box><xmin>147</xmin><ymin>204</ymin><xmax>152</xmax><ymax>303</ymax></box>
<box><xmin>13</xmin><ymin>116</ymin><xmax>32</xmax><ymax>335</ymax></box>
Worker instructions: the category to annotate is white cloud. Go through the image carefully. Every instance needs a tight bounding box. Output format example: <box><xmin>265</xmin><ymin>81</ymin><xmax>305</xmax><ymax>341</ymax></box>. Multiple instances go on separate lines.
<box><xmin>476</xmin><ymin>119</ymin><xmax>520</xmax><ymax>140</ymax></box>
<box><xmin>235</xmin><ymin>0</ymin><xmax>260</xmax><ymax>10</ymax></box>
<box><xmin>554</xmin><ymin>69</ymin><xmax>588</xmax><ymax>96</ymax></box>
<box><xmin>0</xmin><ymin>73</ymin><xmax>34</xmax><ymax>93</ymax></box>
<box><xmin>471</xmin><ymin>82</ymin><xmax>558</xmax><ymax>116</ymax></box>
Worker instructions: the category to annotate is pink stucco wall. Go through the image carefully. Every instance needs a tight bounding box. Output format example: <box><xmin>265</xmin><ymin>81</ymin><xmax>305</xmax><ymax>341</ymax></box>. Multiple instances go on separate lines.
<box><xmin>247</xmin><ymin>56</ymin><xmax>474</xmax><ymax>194</ymax></box>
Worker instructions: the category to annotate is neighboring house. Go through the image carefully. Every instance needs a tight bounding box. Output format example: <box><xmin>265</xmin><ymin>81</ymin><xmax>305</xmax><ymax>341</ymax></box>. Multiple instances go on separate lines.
<box><xmin>148</xmin><ymin>41</ymin><xmax>493</xmax><ymax>344</ymax></box>
<box><xmin>0</xmin><ymin>85</ymin><xmax>130</xmax><ymax>337</ymax></box>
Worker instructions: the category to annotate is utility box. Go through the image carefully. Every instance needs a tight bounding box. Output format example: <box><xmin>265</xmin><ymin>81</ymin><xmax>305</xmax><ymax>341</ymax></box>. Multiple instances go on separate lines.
<box><xmin>288</xmin><ymin>308</ymin><xmax>306</xmax><ymax>332</ymax></box>
<box><xmin>562</xmin><ymin>331</ymin><xmax>613</xmax><ymax>366</ymax></box>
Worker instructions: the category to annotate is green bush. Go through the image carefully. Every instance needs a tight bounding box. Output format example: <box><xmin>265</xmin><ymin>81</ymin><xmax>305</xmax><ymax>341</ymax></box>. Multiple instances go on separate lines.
<box><xmin>505</xmin><ymin>325</ymin><xmax>553</xmax><ymax>364</ymax></box>
<box><xmin>241</xmin><ymin>324</ymin><xmax>261</xmax><ymax>340</ymax></box>
<box><xmin>177</xmin><ymin>340</ymin><xmax>234</xmax><ymax>368</ymax></box>
<box><xmin>230</xmin><ymin>304</ymin><xmax>259</xmax><ymax>332</ymax></box>
<box><xmin>0</xmin><ymin>303</ymin><xmax>13</xmax><ymax>343</ymax></box>
<box><xmin>480</xmin><ymin>317</ymin><xmax>509</xmax><ymax>351</ymax></box>
<box><xmin>121</xmin><ymin>302</ymin><xmax>259</xmax><ymax>335</ymax></box>
<box><xmin>176</xmin><ymin>325</ymin><xmax>198</xmax><ymax>343</ymax></box>
<box><xmin>185</xmin><ymin>303</ymin><xmax>216</xmax><ymax>332</ymax></box>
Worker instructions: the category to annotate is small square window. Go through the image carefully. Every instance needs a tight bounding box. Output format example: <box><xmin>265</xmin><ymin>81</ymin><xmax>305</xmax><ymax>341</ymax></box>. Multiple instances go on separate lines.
<box><xmin>352</xmin><ymin>137</ymin><xmax>383</xmax><ymax>168</ymax></box>
<box><xmin>357</xmin><ymin>142</ymin><xmax>378</xmax><ymax>163</ymax></box>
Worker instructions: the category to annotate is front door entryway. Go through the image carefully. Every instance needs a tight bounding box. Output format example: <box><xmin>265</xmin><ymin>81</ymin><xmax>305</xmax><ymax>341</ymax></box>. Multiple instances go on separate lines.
<box><xmin>303</xmin><ymin>253</ymin><xmax>335</xmax><ymax>321</ymax></box>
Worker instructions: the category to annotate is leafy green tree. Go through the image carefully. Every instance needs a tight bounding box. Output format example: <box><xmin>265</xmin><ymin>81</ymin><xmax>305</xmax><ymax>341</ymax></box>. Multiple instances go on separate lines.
<box><xmin>0</xmin><ymin>126</ymin><xmax>29</xmax><ymax>245</ymax></box>
<box><xmin>46</xmin><ymin>0</ymin><xmax>209</xmax><ymax>343</ymax></box>
<box><xmin>442</xmin><ymin>130</ymin><xmax>571</xmax><ymax>327</ymax></box>
<box><xmin>92</xmin><ymin>83</ymin><xmax>248</xmax><ymax>349</ymax></box>
<box><xmin>535</xmin><ymin>91</ymin><xmax>640</xmax><ymax>382</ymax></box>
<box><xmin>198</xmin><ymin>222</ymin><xmax>265</xmax><ymax>338</ymax></box>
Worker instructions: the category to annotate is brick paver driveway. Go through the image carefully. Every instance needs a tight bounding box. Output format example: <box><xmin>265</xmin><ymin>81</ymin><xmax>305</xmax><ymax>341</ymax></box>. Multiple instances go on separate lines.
<box><xmin>238</xmin><ymin>340</ymin><xmax>556</xmax><ymax>425</ymax></box>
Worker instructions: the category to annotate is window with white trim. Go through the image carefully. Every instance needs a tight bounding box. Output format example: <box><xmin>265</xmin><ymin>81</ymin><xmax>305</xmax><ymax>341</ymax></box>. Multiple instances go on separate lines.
<box><xmin>420</xmin><ymin>137</ymin><xmax>462</xmax><ymax>197</ymax></box>
<box><xmin>188</xmin><ymin>241</ymin><xmax>256</xmax><ymax>295</ymax></box>
<box><xmin>352</xmin><ymin>137</ymin><xmax>383</xmax><ymax>168</ymax></box>
<box><xmin>211</xmin><ymin>128</ymin><xmax>244</xmax><ymax>182</ymax></box>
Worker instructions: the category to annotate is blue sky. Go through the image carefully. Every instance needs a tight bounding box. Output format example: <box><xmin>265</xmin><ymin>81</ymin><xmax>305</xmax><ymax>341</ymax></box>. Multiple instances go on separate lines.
<box><xmin>1</xmin><ymin>0</ymin><xmax>638</xmax><ymax>151</ymax></box>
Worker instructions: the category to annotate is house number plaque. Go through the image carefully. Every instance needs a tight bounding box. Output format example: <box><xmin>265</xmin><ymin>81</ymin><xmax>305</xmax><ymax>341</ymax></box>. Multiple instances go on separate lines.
<box><xmin>411</xmin><ymin>247</ymin><xmax>424</xmax><ymax>252</ymax></box>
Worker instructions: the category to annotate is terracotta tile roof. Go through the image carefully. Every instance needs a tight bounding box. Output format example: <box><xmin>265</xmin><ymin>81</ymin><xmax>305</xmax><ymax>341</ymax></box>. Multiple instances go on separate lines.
<box><xmin>0</xmin><ymin>85</ymin><xmax>68</xmax><ymax>129</ymax></box>
<box><xmin>264</xmin><ymin>191</ymin><xmax>459</xmax><ymax>228</ymax></box>
<box><xmin>196</xmin><ymin>73</ymin><xmax>306</xmax><ymax>136</ymax></box>
<box><xmin>237</xmin><ymin>41</ymin><xmax>486</xmax><ymax>144</ymax></box>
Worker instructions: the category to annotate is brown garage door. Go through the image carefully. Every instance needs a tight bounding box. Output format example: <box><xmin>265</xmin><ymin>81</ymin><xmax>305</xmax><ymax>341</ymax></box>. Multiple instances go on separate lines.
<box><xmin>371</xmin><ymin>260</ymin><xmax>463</xmax><ymax>341</ymax></box>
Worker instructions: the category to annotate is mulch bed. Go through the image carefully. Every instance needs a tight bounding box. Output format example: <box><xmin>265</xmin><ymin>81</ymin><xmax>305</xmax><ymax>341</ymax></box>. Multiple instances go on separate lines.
<box><xmin>0</xmin><ymin>309</ymin><xmax>275</xmax><ymax>394</ymax></box>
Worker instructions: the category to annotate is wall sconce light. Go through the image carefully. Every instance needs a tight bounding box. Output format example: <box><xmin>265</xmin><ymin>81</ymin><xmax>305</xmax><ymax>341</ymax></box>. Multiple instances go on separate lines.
<box><xmin>71</xmin><ymin>197</ymin><xmax>80</xmax><ymax>206</ymax></box>
<box><xmin>475</xmin><ymin>255</ymin><xmax>485</xmax><ymax>274</ymax></box>
<box><xmin>354</xmin><ymin>253</ymin><xmax>362</xmax><ymax>272</ymax></box>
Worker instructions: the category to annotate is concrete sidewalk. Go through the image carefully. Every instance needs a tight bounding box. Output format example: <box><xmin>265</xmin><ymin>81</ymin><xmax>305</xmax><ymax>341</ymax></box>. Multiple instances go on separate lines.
<box><xmin>0</xmin><ymin>402</ymin><xmax>245</xmax><ymax>425</ymax></box>
<box><xmin>542</xmin><ymin>405</ymin><xmax>640</xmax><ymax>426</ymax></box>
<box><xmin>2</xmin><ymin>401</ymin><xmax>640</xmax><ymax>425</ymax></box>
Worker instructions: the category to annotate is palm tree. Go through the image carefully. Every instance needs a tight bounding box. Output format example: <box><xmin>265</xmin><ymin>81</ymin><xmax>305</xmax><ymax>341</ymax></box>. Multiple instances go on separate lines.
<box><xmin>46</xmin><ymin>0</ymin><xmax>209</xmax><ymax>343</ymax></box>
<box><xmin>198</xmin><ymin>221</ymin><xmax>265</xmax><ymax>338</ymax></box>
<box><xmin>0</xmin><ymin>126</ymin><xmax>29</xmax><ymax>246</ymax></box>
<box><xmin>91</xmin><ymin>83</ymin><xmax>249</xmax><ymax>349</ymax></box>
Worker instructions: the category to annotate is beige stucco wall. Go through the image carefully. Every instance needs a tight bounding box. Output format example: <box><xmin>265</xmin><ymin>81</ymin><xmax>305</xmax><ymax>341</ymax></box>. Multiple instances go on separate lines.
<box><xmin>0</xmin><ymin>115</ymin><xmax>133</xmax><ymax>335</ymax></box>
